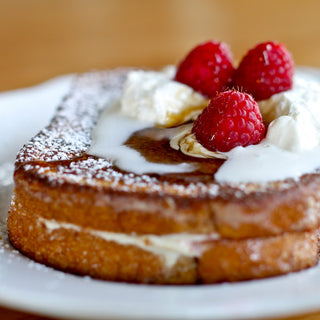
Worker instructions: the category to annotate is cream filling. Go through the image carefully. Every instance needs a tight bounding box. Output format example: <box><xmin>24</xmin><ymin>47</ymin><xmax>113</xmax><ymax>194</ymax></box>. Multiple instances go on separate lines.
<box><xmin>39</xmin><ymin>217</ymin><xmax>220</xmax><ymax>268</ymax></box>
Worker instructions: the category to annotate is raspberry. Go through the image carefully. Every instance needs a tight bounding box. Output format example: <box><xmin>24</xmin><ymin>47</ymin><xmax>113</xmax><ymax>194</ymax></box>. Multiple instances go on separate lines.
<box><xmin>192</xmin><ymin>90</ymin><xmax>265</xmax><ymax>152</ymax></box>
<box><xmin>175</xmin><ymin>41</ymin><xmax>235</xmax><ymax>98</ymax></box>
<box><xmin>233</xmin><ymin>41</ymin><xmax>294</xmax><ymax>101</ymax></box>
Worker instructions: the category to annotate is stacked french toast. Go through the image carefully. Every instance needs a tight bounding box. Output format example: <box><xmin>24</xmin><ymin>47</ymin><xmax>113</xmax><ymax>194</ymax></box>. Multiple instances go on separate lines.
<box><xmin>7</xmin><ymin>41</ymin><xmax>320</xmax><ymax>284</ymax></box>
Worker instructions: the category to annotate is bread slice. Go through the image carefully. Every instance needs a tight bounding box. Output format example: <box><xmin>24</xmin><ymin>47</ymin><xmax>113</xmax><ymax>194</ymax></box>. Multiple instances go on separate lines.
<box><xmin>8</xmin><ymin>202</ymin><xmax>319</xmax><ymax>284</ymax></box>
<box><xmin>7</xmin><ymin>69</ymin><xmax>320</xmax><ymax>284</ymax></box>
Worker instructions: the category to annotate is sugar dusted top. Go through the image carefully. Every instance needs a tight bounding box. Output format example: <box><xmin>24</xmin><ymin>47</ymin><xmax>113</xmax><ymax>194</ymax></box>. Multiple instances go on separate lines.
<box><xmin>14</xmin><ymin>69</ymin><xmax>222</xmax><ymax>198</ymax></box>
<box><xmin>15</xmin><ymin>68</ymin><xmax>319</xmax><ymax>201</ymax></box>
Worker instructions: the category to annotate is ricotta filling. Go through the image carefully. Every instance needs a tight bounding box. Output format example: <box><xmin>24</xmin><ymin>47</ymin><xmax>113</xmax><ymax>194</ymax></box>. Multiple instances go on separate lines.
<box><xmin>40</xmin><ymin>217</ymin><xmax>220</xmax><ymax>268</ymax></box>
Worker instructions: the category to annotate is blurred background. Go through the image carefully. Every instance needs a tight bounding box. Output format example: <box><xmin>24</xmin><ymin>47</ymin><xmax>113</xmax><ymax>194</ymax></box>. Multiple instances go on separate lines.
<box><xmin>1</xmin><ymin>0</ymin><xmax>320</xmax><ymax>92</ymax></box>
<box><xmin>1</xmin><ymin>1</ymin><xmax>320</xmax><ymax>319</ymax></box>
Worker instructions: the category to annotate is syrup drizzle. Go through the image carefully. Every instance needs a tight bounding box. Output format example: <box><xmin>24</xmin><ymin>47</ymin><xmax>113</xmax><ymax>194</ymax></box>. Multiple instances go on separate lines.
<box><xmin>17</xmin><ymin>68</ymin><xmax>314</xmax><ymax>200</ymax></box>
<box><xmin>16</xmin><ymin>69</ymin><xmax>224</xmax><ymax>198</ymax></box>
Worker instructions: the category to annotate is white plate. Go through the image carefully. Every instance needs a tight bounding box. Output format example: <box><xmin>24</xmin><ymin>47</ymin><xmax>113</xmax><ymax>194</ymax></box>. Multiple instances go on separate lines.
<box><xmin>1</xmin><ymin>76</ymin><xmax>320</xmax><ymax>320</ymax></box>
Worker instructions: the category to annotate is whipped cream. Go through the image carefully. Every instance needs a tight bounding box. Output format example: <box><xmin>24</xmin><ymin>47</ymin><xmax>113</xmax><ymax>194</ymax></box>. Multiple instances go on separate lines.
<box><xmin>88</xmin><ymin>103</ymin><xmax>194</xmax><ymax>174</ymax></box>
<box><xmin>120</xmin><ymin>67</ymin><xmax>208</xmax><ymax>127</ymax></box>
<box><xmin>215</xmin><ymin>69</ymin><xmax>320</xmax><ymax>183</ymax></box>
<box><xmin>259</xmin><ymin>69</ymin><xmax>320</xmax><ymax>152</ymax></box>
<box><xmin>215</xmin><ymin>142</ymin><xmax>320</xmax><ymax>183</ymax></box>
<box><xmin>171</xmin><ymin>70</ymin><xmax>320</xmax><ymax>158</ymax></box>
<box><xmin>88</xmin><ymin>67</ymin><xmax>320</xmax><ymax>184</ymax></box>
<box><xmin>40</xmin><ymin>217</ymin><xmax>219</xmax><ymax>267</ymax></box>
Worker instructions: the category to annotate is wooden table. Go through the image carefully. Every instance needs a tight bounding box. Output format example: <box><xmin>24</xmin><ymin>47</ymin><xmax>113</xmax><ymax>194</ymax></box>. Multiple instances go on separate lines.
<box><xmin>0</xmin><ymin>306</ymin><xmax>319</xmax><ymax>320</ymax></box>
<box><xmin>1</xmin><ymin>0</ymin><xmax>320</xmax><ymax>92</ymax></box>
<box><xmin>1</xmin><ymin>0</ymin><xmax>320</xmax><ymax>319</ymax></box>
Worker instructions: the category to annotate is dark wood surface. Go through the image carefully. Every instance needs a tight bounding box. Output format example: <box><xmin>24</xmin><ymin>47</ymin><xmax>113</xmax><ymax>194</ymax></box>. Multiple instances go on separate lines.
<box><xmin>1</xmin><ymin>0</ymin><xmax>320</xmax><ymax>319</ymax></box>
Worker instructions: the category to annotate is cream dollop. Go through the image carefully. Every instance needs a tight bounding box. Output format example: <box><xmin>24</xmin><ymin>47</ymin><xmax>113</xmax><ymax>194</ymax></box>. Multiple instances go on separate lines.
<box><xmin>259</xmin><ymin>70</ymin><xmax>320</xmax><ymax>152</ymax></box>
<box><xmin>120</xmin><ymin>67</ymin><xmax>208</xmax><ymax>127</ymax></box>
<box><xmin>172</xmin><ymin>70</ymin><xmax>320</xmax><ymax>158</ymax></box>
<box><xmin>89</xmin><ymin>67</ymin><xmax>320</xmax><ymax>183</ymax></box>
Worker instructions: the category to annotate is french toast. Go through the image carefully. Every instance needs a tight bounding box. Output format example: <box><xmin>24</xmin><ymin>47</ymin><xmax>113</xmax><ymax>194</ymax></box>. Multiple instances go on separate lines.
<box><xmin>7</xmin><ymin>68</ymin><xmax>320</xmax><ymax>284</ymax></box>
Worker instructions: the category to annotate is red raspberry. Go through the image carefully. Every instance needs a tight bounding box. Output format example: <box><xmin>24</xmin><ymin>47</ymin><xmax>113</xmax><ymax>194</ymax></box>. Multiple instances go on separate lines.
<box><xmin>233</xmin><ymin>41</ymin><xmax>294</xmax><ymax>101</ymax></box>
<box><xmin>192</xmin><ymin>90</ymin><xmax>265</xmax><ymax>152</ymax></box>
<box><xmin>175</xmin><ymin>41</ymin><xmax>235</xmax><ymax>98</ymax></box>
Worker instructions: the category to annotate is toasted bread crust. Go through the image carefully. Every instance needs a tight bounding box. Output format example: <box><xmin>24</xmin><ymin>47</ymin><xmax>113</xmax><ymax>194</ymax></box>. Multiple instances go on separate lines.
<box><xmin>8</xmin><ymin>202</ymin><xmax>319</xmax><ymax>284</ymax></box>
<box><xmin>11</xmin><ymin>69</ymin><xmax>320</xmax><ymax>239</ymax></box>
<box><xmin>8</xmin><ymin>204</ymin><xmax>197</xmax><ymax>284</ymax></box>
<box><xmin>7</xmin><ymin>68</ymin><xmax>320</xmax><ymax>284</ymax></box>
<box><xmin>12</xmin><ymin>162</ymin><xmax>320</xmax><ymax>238</ymax></box>
<box><xmin>199</xmin><ymin>230</ymin><xmax>319</xmax><ymax>283</ymax></box>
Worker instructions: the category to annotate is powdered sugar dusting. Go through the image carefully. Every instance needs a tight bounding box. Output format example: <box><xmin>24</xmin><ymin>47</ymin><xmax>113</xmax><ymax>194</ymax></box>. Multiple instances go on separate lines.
<box><xmin>15</xmin><ymin>69</ymin><xmax>305</xmax><ymax>199</ymax></box>
<box><xmin>13</xmin><ymin>69</ymin><xmax>220</xmax><ymax>197</ymax></box>
<box><xmin>21</xmin><ymin>157</ymin><xmax>222</xmax><ymax>197</ymax></box>
<box><xmin>17</xmin><ymin>70</ymin><xmax>128</xmax><ymax>163</ymax></box>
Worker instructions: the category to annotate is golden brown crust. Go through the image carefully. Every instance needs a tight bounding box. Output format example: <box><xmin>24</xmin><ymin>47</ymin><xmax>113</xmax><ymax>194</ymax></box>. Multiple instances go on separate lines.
<box><xmin>8</xmin><ymin>203</ymin><xmax>197</xmax><ymax>284</ymax></box>
<box><xmin>8</xmin><ymin>201</ymin><xmax>319</xmax><ymax>284</ymax></box>
<box><xmin>10</xmin><ymin>69</ymin><xmax>320</xmax><ymax>238</ymax></box>
<box><xmin>10</xmin><ymin>68</ymin><xmax>320</xmax><ymax>239</ymax></box>
<box><xmin>199</xmin><ymin>231</ymin><xmax>319</xmax><ymax>283</ymax></box>
<box><xmin>7</xmin><ymin>69</ymin><xmax>320</xmax><ymax>284</ymax></box>
<box><xmin>13</xmin><ymin>164</ymin><xmax>320</xmax><ymax>239</ymax></box>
